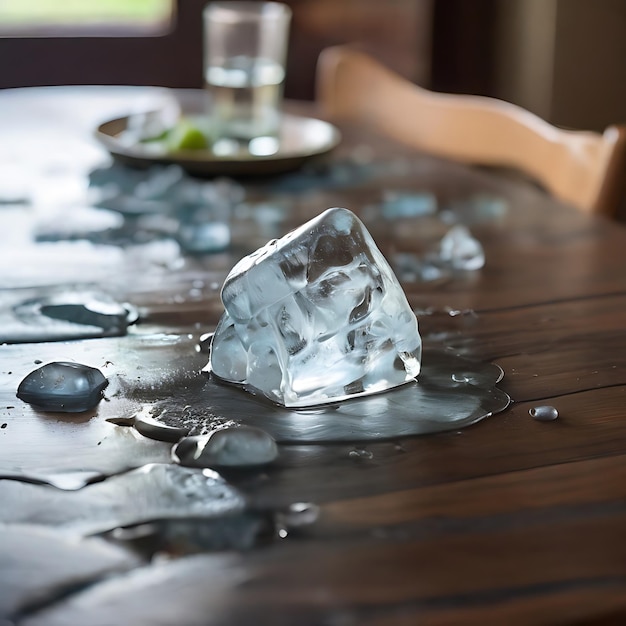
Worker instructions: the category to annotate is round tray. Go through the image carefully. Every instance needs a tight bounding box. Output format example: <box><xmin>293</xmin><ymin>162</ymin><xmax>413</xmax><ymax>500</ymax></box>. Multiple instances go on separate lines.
<box><xmin>96</xmin><ymin>112</ymin><xmax>341</xmax><ymax>177</ymax></box>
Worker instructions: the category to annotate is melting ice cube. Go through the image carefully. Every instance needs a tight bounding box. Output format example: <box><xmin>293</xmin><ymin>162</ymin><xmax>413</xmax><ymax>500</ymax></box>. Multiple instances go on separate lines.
<box><xmin>208</xmin><ymin>207</ymin><xmax>421</xmax><ymax>407</ymax></box>
<box><xmin>17</xmin><ymin>361</ymin><xmax>108</xmax><ymax>412</ymax></box>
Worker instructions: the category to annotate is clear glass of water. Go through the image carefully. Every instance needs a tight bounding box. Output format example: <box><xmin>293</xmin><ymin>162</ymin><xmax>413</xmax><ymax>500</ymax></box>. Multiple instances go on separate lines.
<box><xmin>203</xmin><ymin>1</ymin><xmax>291</xmax><ymax>152</ymax></box>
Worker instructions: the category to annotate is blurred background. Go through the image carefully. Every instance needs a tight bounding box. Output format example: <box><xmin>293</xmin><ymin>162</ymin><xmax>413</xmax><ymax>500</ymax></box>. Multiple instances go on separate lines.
<box><xmin>0</xmin><ymin>0</ymin><xmax>624</xmax><ymax>133</ymax></box>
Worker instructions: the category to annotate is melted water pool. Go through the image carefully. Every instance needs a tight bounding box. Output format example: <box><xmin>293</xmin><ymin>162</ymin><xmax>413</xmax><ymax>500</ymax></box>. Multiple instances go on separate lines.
<box><xmin>133</xmin><ymin>347</ymin><xmax>510</xmax><ymax>443</ymax></box>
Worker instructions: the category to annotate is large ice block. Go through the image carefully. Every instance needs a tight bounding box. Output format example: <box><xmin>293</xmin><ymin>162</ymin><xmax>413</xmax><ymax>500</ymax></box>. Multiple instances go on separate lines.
<box><xmin>209</xmin><ymin>207</ymin><xmax>421</xmax><ymax>407</ymax></box>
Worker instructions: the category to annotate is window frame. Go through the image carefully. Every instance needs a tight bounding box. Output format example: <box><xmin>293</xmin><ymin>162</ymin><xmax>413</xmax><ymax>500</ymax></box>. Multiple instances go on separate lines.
<box><xmin>0</xmin><ymin>0</ymin><xmax>205</xmax><ymax>90</ymax></box>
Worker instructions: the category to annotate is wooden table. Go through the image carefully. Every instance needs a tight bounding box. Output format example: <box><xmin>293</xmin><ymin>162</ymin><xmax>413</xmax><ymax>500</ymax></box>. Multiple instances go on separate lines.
<box><xmin>1</xmin><ymin>87</ymin><xmax>626</xmax><ymax>626</ymax></box>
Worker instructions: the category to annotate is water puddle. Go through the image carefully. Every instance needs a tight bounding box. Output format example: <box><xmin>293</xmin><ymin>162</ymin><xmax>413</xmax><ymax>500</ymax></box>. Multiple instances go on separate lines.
<box><xmin>129</xmin><ymin>347</ymin><xmax>510</xmax><ymax>444</ymax></box>
<box><xmin>1</xmin><ymin>287</ymin><xmax>137</xmax><ymax>344</ymax></box>
<box><xmin>0</xmin><ymin>463</ymin><xmax>245</xmax><ymax>536</ymax></box>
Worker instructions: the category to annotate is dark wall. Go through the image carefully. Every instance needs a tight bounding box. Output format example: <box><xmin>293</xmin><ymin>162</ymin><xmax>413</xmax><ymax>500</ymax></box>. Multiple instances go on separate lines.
<box><xmin>0</xmin><ymin>0</ymin><xmax>432</xmax><ymax>102</ymax></box>
<box><xmin>430</xmin><ymin>0</ymin><xmax>498</xmax><ymax>96</ymax></box>
<box><xmin>0</xmin><ymin>0</ymin><xmax>206</xmax><ymax>91</ymax></box>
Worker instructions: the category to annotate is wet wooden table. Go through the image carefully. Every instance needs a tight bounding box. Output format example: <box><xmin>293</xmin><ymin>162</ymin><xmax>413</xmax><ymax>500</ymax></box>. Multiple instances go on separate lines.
<box><xmin>1</xmin><ymin>87</ymin><xmax>626</xmax><ymax>626</ymax></box>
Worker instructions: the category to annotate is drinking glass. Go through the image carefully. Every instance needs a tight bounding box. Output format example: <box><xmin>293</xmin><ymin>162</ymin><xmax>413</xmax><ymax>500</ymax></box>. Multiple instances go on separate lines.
<box><xmin>203</xmin><ymin>1</ymin><xmax>291</xmax><ymax>151</ymax></box>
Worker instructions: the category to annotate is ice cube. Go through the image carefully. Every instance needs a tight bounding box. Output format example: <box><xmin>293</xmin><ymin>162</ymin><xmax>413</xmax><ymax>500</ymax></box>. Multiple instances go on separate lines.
<box><xmin>17</xmin><ymin>361</ymin><xmax>108</xmax><ymax>412</ymax></box>
<box><xmin>208</xmin><ymin>207</ymin><xmax>421</xmax><ymax>407</ymax></box>
<box><xmin>439</xmin><ymin>225</ymin><xmax>485</xmax><ymax>270</ymax></box>
<box><xmin>172</xmin><ymin>427</ymin><xmax>278</xmax><ymax>468</ymax></box>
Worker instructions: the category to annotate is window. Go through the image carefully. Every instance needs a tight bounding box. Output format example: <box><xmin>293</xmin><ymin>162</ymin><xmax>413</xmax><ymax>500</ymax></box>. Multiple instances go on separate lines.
<box><xmin>0</xmin><ymin>0</ymin><xmax>174</xmax><ymax>37</ymax></box>
<box><xmin>0</xmin><ymin>0</ymin><xmax>201</xmax><ymax>90</ymax></box>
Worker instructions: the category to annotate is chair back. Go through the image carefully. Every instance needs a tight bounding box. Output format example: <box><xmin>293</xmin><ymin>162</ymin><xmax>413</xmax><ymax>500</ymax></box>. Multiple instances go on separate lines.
<box><xmin>316</xmin><ymin>45</ymin><xmax>626</xmax><ymax>217</ymax></box>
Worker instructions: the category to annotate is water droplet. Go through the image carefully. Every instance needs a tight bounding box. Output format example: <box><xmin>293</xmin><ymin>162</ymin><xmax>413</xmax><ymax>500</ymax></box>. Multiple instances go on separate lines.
<box><xmin>451</xmin><ymin>373</ymin><xmax>470</xmax><ymax>383</ymax></box>
<box><xmin>349</xmin><ymin>448</ymin><xmax>373</xmax><ymax>459</ymax></box>
<box><xmin>529</xmin><ymin>405</ymin><xmax>558</xmax><ymax>421</ymax></box>
<box><xmin>282</xmin><ymin>502</ymin><xmax>320</xmax><ymax>527</ymax></box>
<box><xmin>16</xmin><ymin>361</ymin><xmax>108</xmax><ymax>412</ymax></box>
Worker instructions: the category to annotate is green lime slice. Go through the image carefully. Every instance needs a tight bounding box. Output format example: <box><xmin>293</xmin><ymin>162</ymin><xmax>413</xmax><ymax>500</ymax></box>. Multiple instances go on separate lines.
<box><xmin>168</xmin><ymin>120</ymin><xmax>209</xmax><ymax>151</ymax></box>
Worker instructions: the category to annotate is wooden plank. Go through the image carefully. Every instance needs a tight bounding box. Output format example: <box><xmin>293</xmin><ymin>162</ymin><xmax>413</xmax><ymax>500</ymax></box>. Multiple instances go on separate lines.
<box><xmin>420</xmin><ymin>293</ymin><xmax>626</xmax><ymax>360</ymax></box>
<box><xmin>186</xmin><ymin>514</ymin><xmax>626</xmax><ymax>617</ymax></box>
<box><xmin>358</xmin><ymin>588</ymin><xmax>626</xmax><ymax>626</ymax></box>
<box><xmin>20</xmin><ymin>517</ymin><xmax>626</xmax><ymax>626</ymax></box>
<box><xmin>418</xmin><ymin>293</ymin><xmax>626</xmax><ymax>401</ymax></box>
<box><xmin>244</xmin><ymin>388</ymin><xmax>626</xmax><ymax>507</ymax></box>
<box><xmin>320</xmin><ymin>453</ymin><xmax>626</xmax><ymax>529</ymax></box>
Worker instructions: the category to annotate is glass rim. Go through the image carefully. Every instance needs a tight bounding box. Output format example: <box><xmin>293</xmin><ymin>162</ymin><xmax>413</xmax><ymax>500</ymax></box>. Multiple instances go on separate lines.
<box><xmin>203</xmin><ymin>1</ymin><xmax>292</xmax><ymax>23</ymax></box>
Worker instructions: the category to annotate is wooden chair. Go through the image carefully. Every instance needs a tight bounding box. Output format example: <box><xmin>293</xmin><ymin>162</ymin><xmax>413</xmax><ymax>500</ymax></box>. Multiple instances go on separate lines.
<box><xmin>316</xmin><ymin>45</ymin><xmax>626</xmax><ymax>218</ymax></box>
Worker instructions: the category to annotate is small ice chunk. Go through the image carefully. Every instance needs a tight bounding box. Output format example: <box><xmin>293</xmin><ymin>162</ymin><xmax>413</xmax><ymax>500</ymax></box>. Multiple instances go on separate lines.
<box><xmin>172</xmin><ymin>427</ymin><xmax>278</xmax><ymax>467</ymax></box>
<box><xmin>177</xmin><ymin>221</ymin><xmax>230</xmax><ymax>253</ymax></box>
<box><xmin>439</xmin><ymin>225</ymin><xmax>485</xmax><ymax>270</ymax></box>
<box><xmin>17</xmin><ymin>361</ymin><xmax>108</xmax><ymax>412</ymax></box>
<box><xmin>209</xmin><ymin>207</ymin><xmax>421</xmax><ymax>407</ymax></box>
<box><xmin>382</xmin><ymin>191</ymin><xmax>437</xmax><ymax>218</ymax></box>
